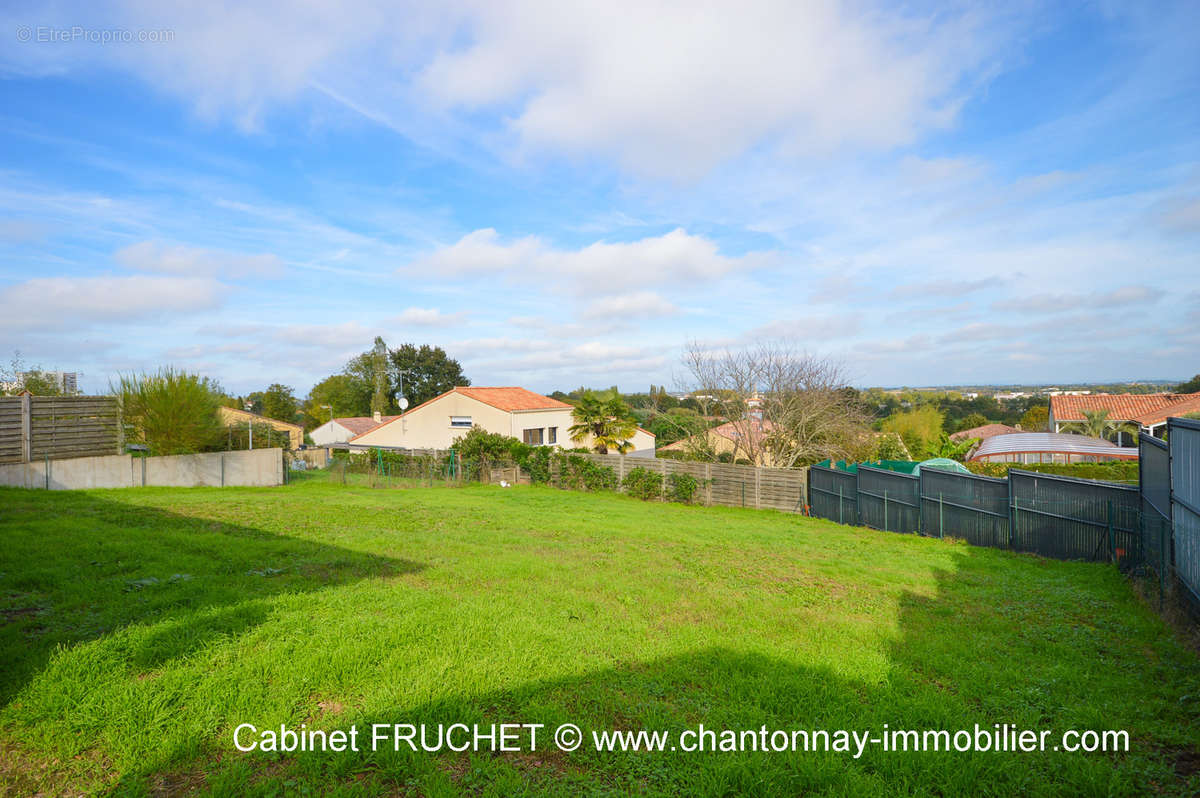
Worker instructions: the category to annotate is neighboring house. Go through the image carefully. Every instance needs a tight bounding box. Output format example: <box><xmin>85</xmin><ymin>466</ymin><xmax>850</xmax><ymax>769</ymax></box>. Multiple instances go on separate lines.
<box><xmin>309</xmin><ymin>413</ymin><xmax>399</xmax><ymax>446</ymax></box>
<box><xmin>217</xmin><ymin>406</ymin><xmax>304</xmax><ymax>449</ymax></box>
<box><xmin>967</xmin><ymin>432</ymin><xmax>1137</xmax><ymax>464</ymax></box>
<box><xmin>348</xmin><ymin>386</ymin><xmax>656</xmax><ymax>456</ymax></box>
<box><xmin>1127</xmin><ymin>396</ymin><xmax>1200</xmax><ymax>439</ymax></box>
<box><xmin>949</xmin><ymin>423</ymin><xmax>1020</xmax><ymax>443</ymax></box>
<box><xmin>660</xmin><ymin>417</ymin><xmax>775</xmax><ymax>465</ymax></box>
<box><xmin>1049</xmin><ymin>393</ymin><xmax>1200</xmax><ymax>444</ymax></box>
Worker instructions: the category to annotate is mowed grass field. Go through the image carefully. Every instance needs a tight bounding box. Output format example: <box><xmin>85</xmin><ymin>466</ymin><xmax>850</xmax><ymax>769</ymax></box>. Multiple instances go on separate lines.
<box><xmin>1</xmin><ymin>480</ymin><xmax>1198</xmax><ymax>796</ymax></box>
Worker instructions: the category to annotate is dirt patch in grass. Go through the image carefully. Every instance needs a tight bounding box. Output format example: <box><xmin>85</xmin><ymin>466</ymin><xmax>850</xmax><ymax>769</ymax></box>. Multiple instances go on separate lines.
<box><xmin>147</xmin><ymin>766</ymin><xmax>208</xmax><ymax>796</ymax></box>
<box><xmin>0</xmin><ymin>737</ymin><xmax>117</xmax><ymax>797</ymax></box>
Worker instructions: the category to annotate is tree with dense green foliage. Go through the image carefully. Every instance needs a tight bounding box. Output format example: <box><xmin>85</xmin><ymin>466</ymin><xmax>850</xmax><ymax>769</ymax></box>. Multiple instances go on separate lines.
<box><xmin>388</xmin><ymin>343</ymin><xmax>469</xmax><ymax>408</ymax></box>
<box><xmin>645</xmin><ymin>409</ymin><xmax>712</xmax><ymax>447</ymax></box>
<box><xmin>956</xmin><ymin>412</ymin><xmax>989</xmax><ymax>432</ymax></box>
<box><xmin>302</xmin><ymin>373</ymin><xmax>372</xmax><ymax>429</ymax></box>
<box><xmin>569</xmin><ymin>391</ymin><xmax>638</xmax><ymax>454</ymax></box>
<box><xmin>114</xmin><ymin>369</ymin><xmax>225</xmax><ymax>455</ymax></box>
<box><xmin>1175</xmin><ymin>373</ymin><xmax>1200</xmax><ymax>393</ymax></box>
<box><xmin>259</xmin><ymin>383</ymin><xmax>299</xmax><ymax>423</ymax></box>
<box><xmin>313</xmin><ymin>339</ymin><xmax>469</xmax><ymax>421</ymax></box>
<box><xmin>1019</xmin><ymin>405</ymin><xmax>1049</xmax><ymax>432</ymax></box>
<box><xmin>879</xmin><ymin>406</ymin><xmax>945</xmax><ymax>460</ymax></box>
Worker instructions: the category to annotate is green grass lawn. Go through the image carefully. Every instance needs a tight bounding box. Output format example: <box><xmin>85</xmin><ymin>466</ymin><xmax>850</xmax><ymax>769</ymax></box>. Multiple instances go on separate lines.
<box><xmin>1</xmin><ymin>481</ymin><xmax>1198</xmax><ymax>796</ymax></box>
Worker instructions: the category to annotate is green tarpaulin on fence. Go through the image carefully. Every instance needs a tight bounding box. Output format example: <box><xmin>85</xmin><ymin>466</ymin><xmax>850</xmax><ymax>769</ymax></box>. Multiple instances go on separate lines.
<box><xmin>817</xmin><ymin>459</ymin><xmax>919</xmax><ymax>474</ymax></box>
<box><xmin>912</xmin><ymin>458</ymin><xmax>972</xmax><ymax>476</ymax></box>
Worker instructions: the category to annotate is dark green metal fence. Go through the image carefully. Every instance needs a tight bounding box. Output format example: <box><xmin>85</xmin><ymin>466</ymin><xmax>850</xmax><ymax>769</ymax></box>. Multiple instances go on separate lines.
<box><xmin>1008</xmin><ymin>470</ymin><xmax>1140</xmax><ymax>565</ymax></box>
<box><xmin>808</xmin><ymin>465</ymin><xmax>857</xmax><ymax>525</ymax></box>
<box><xmin>1140</xmin><ymin>435</ymin><xmax>1170</xmax><ymax>568</ymax></box>
<box><xmin>809</xmin><ymin>462</ymin><xmax>1141</xmax><ymax>566</ymax></box>
<box><xmin>1169</xmin><ymin>418</ymin><xmax>1200</xmax><ymax>607</ymax></box>
<box><xmin>857</xmin><ymin>466</ymin><xmax>920</xmax><ymax>534</ymax></box>
<box><xmin>919</xmin><ymin>468</ymin><xmax>1008</xmax><ymax>548</ymax></box>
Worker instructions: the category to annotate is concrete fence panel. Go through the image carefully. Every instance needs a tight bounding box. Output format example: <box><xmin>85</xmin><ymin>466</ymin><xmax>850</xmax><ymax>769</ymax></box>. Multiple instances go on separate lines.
<box><xmin>0</xmin><ymin>448</ymin><xmax>284</xmax><ymax>490</ymax></box>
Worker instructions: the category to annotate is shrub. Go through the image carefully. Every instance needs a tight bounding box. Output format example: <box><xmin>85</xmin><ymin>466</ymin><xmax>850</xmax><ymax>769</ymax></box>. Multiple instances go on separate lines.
<box><xmin>521</xmin><ymin>447</ymin><xmax>553</xmax><ymax>483</ymax></box>
<box><xmin>115</xmin><ymin>369</ymin><xmax>225</xmax><ymax>455</ymax></box>
<box><xmin>555</xmin><ymin>452</ymin><xmax>617</xmax><ymax>491</ymax></box>
<box><xmin>965</xmin><ymin>460</ymin><xmax>1139</xmax><ymax>483</ymax></box>
<box><xmin>667</xmin><ymin>472</ymin><xmax>700</xmax><ymax>504</ymax></box>
<box><xmin>623</xmin><ymin>467</ymin><xmax>663</xmax><ymax>501</ymax></box>
<box><xmin>452</xmin><ymin>427</ymin><xmax>530</xmax><ymax>466</ymax></box>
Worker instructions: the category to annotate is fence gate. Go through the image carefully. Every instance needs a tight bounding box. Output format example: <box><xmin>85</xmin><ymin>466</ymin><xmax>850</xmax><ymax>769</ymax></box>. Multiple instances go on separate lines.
<box><xmin>919</xmin><ymin>468</ymin><xmax>1008</xmax><ymax>547</ymax></box>
<box><xmin>1009</xmin><ymin>469</ymin><xmax>1140</xmax><ymax>564</ymax></box>
<box><xmin>857</xmin><ymin>466</ymin><xmax>920</xmax><ymax>534</ymax></box>
<box><xmin>1168</xmin><ymin>418</ymin><xmax>1200</xmax><ymax>605</ymax></box>
<box><xmin>808</xmin><ymin>464</ymin><xmax>858</xmax><ymax>525</ymax></box>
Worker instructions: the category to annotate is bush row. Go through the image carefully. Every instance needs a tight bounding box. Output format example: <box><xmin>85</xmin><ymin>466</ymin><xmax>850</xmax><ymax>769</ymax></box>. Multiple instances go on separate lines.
<box><xmin>965</xmin><ymin>460</ymin><xmax>1139</xmax><ymax>483</ymax></box>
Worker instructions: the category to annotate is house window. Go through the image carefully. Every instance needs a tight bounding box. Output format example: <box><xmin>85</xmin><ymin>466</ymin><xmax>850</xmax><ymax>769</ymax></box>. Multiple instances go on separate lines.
<box><xmin>523</xmin><ymin>428</ymin><xmax>544</xmax><ymax>446</ymax></box>
<box><xmin>547</xmin><ymin>426</ymin><xmax>557</xmax><ymax>444</ymax></box>
<box><xmin>450</xmin><ymin>416</ymin><xmax>472</xmax><ymax>428</ymax></box>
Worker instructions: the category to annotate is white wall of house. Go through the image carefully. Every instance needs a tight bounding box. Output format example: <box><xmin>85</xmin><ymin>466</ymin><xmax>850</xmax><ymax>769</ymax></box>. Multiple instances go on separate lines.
<box><xmin>309</xmin><ymin>420</ymin><xmax>356</xmax><ymax>446</ymax></box>
<box><xmin>352</xmin><ymin>393</ymin><xmax>514</xmax><ymax>449</ymax></box>
<box><xmin>348</xmin><ymin>390</ymin><xmax>655</xmax><ymax>455</ymax></box>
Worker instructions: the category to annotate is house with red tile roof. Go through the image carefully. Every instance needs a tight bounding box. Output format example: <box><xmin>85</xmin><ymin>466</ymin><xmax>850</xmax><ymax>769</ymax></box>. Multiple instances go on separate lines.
<box><xmin>1128</xmin><ymin>395</ymin><xmax>1200</xmax><ymax>438</ymax></box>
<box><xmin>949</xmin><ymin>423</ymin><xmax>1020</xmax><ymax>443</ymax></box>
<box><xmin>309</xmin><ymin>413</ymin><xmax>400</xmax><ymax>446</ymax></box>
<box><xmin>347</xmin><ymin>386</ymin><xmax>656</xmax><ymax>456</ymax></box>
<box><xmin>1049</xmin><ymin>392</ymin><xmax>1200</xmax><ymax>443</ymax></box>
<box><xmin>660</xmin><ymin>417</ymin><xmax>775</xmax><ymax>465</ymax></box>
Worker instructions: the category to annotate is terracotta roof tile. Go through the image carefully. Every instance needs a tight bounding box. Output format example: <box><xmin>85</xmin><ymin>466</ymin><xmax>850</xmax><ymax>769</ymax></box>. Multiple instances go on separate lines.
<box><xmin>454</xmin><ymin>386</ymin><xmax>572</xmax><ymax>412</ymax></box>
<box><xmin>336</xmin><ymin>416</ymin><xmax>400</xmax><ymax>435</ymax></box>
<box><xmin>1049</xmin><ymin>393</ymin><xmax>1200</xmax><ymax>423</ymax></box>
<box><xmin>1129</xmin><ymin>396</ymin><xmax>1200</xmax><ymax>426</ymax></box>
<box><xmin>348</xmin><ymin>387</ymin><xmax>570</xmax><ymax>442</ymax></box>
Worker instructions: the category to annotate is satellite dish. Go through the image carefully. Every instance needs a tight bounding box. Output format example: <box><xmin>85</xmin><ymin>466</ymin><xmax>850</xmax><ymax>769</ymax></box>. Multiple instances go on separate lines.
<box><xmin>399</xmin><ymin>396</ymin><xmax>409</xmax><ymax>411</ymax></box>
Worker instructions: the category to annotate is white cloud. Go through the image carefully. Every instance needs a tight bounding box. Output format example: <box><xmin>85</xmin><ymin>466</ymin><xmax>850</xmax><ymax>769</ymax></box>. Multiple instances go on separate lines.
<box><xmin>0</xmin><ymin>275</ymin><xmax>228</xmax><ymax>330</ymax></box>
<box><xmin>582</xmin><ymin>291</ymin><xmax>677</xmax><ymax>319</ymax></box>
<box><xmin>748</xmin><ymin>315</ymin><xmax>861</xmax><ymax>340</ymax></box>
<box><xmin>419</xmin><ymin>1</ymin><xmax>1002</xmax><ymax>178</ymax></box>
<box><xmin>115</xmin><ymin>240</ymin><xmax>284</xmax><ymax>278</ymax></box>
<box><xmin>2</xmin><ymin>0</ymin><xmax>1010</xmax><ymax>178</ymax></box>
<box><xmin>385</xmin><ymin>307</ymin><xmax>467</xmax><ymax>326</ymax></box>
<box><xmin>889</xmin><ymin>277</ymin><xmax>1001</xmax><ymax>299</ymax></box>
<box><xmin>991</xmin><ymin>285</ymin><xmax>1164</xmax><ymax>313</ymax></box>
<box><xmin>408</xmin><ymin>228</ymin><xmax>770</xmax><ymax>294</ymax></box>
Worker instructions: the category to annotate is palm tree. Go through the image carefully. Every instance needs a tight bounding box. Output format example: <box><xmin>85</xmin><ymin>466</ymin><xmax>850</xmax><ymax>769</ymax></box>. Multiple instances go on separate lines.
<box><xmin>569</xmin><ymin>391</ymin><xmax>638</xmax><ymax>454</ymax></box>
<box><xmin>1065</xmin><ymin>409</ymin><xmax>1117</xmax><ymax>440</ymax></box>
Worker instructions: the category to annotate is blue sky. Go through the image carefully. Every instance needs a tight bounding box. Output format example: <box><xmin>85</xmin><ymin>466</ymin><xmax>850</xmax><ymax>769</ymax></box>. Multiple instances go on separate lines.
<box><xmin>1</xmin><ymin>0</ymin><xmax>1197</xmax><ymax>396</ymax></box>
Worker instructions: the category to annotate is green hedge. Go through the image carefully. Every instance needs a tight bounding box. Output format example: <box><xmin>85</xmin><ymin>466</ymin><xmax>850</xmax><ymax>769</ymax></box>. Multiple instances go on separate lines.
<box><xmin>966</xmin><ymin>460</ymin><xmax>1138</xmax><ymax>483</ymax></box>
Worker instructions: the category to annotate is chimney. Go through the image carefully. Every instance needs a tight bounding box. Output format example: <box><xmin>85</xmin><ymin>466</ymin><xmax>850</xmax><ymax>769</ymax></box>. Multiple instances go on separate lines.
<box><xmin>373</xmin><ymin>410</ymin><xmax>382</xmax><ymax>423</ymax></box>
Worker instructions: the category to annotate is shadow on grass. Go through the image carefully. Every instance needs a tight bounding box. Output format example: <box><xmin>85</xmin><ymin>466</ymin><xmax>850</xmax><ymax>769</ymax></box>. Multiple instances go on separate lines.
<box><xmin>0</xmin><ymin>487</ymin><xmax>423</xmax><ymax>708</ymax></box>
<box><xmin>109</xmin><ymin>549</ymin><xmax>1200</xmax><ymax>796</ymax></box>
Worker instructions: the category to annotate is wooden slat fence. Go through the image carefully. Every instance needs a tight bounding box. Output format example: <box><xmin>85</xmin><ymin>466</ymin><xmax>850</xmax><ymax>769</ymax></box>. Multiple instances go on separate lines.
<box><xmin>0</xmin><ymin>395</ymin><xmax>121</xmax><ymax>464</ymax></box>
<box><xmin>566</xmin><ymin>452</ymin><xmax>808</xmax><ymax>513</ymax></box>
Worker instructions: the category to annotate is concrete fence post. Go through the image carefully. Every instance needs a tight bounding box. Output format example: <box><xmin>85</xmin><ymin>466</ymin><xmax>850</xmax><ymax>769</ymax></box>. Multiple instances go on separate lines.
<box><xmin>660</xmin><ymin>457</ymin><xmax>668</xmax><ymax>502</ymax></box>
<box><xmin>754</xmin><ymin>468</ymin><xmax>761</xmax><ymax>509</ymax></box>
<box><xmin>20</xmin><ymin>392</ymin><xmax>31</xmax><ymax>463</ymax></box>
<box><xmin>705</xmin><ymin>463</ymin><xmax>712</xmax><ymax>506</ymax></box>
